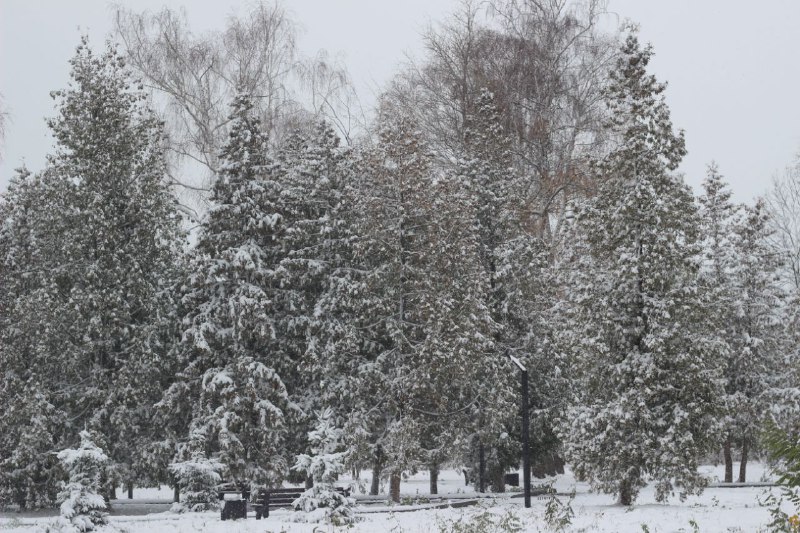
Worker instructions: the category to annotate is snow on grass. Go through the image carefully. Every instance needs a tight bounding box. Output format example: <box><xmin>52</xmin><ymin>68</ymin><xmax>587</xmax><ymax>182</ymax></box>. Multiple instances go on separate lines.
<box><xmin>0</xmin><ymin>465</ymin><xmax>792</xmax><ymax>532</ymax></box>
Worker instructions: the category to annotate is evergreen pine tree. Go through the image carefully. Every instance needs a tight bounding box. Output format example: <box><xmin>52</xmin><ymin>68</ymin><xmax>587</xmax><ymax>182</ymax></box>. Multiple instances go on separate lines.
<box><xmin>559</xmin><ymin>33</ymin><xmax>724</xmax><ymax>505</ymax></box>
<box><xmin>340</xmin><ymin>108</ymin><xmax>505</xmax><ymax>500</ymax></box>
<box><xmin>727</xmin><ymin>199</ymin><xmax>788</xmax><ymax>482</ymax></box>
<box><xmin>0</xmin><ymin>384</ymin><xmax>64</xmax><ymax>509</ymax></box>
<box><xmin>0</xmin><ymin>169</ymin><xmax>67</xmax><ymax>509</ymax></box>
<box><xmin>0</xmin><ymin>38</ymin><xmax>185</xmax><ymax>500</ymax></box>
<box><xmin>303</xmin><ymin>142</ymin><xmax>376</xmax><ymax>491</ymax></box>
<box><xmin>291</xmin><ymin>408</ymin><xmax>356</xmax><ymax>525</ymax></box>
<box><xmin>354</xmin><ymin>113</ymin><xmax>434</xmax><ymax>501</ymax></box>
<box><xmin>168</xmin><ymin>429</ymin><xmax>222</xmax><ymax>513</ymax></box>
<box><xmin>164</xmin><ymin>92</ymin><xmax>293</xmax><ymax>489</ymax></box>
<box><xmin>274</xmin><ymin>122</ymin><xmax>353</xmax><ymax>481</ymax></box>
<box><xmin>698</xmin><ymin>163</ymin><xmax>740</xmax><ymax>483</ymax></box>
<box><xmin>56</xmin><ymin>431</ymin><xmax>109</xmax><ymax>532</ymax></box>
<box><xmin>457</xmin><ymin>90</ymin><xmax>533</xmax><ymax>491</ymax></box>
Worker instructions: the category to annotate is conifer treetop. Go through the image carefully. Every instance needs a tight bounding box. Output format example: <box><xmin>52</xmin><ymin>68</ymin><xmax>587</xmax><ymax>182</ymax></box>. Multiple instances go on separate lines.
<box><xmin>603</xmin><ymin>32</ymin><xmax>686</xmax><ymax>176</ymax></box>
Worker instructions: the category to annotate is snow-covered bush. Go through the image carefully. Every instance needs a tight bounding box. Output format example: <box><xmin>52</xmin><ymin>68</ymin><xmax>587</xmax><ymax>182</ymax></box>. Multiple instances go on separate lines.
<box><xmin>168</xmin><ymin>446</ymin><xmax>222</xmax><ymax>513</ymax></box>
<box><xmin>0</xmin><ymin>388</ymin><xmax>63</xmax><ymax>510</ymax></box>
<box><xmin>56</xmin><ymin>431</ymin><xmax>109</xmax><ymax>532</ymax></box>
<box><xmin>291</xmin><ymin>408</ymin><xmax>356</xmax><ymax>525</ymax></box>
<box><xmin>433</xmin><ymin>503</ymin><xmax>524</xmax><ymax>533</ymax></box>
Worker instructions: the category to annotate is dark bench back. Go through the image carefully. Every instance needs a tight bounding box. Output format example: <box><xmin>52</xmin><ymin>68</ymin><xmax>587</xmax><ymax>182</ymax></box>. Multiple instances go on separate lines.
<box><xmin>252</xmin><ymin>486</ymin><xmax>351</xmax><ymax>519</ymax></box>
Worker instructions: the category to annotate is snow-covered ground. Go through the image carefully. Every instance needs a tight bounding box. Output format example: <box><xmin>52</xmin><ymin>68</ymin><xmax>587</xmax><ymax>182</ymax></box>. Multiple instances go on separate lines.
<box><xmin>0</xmin><ymin>464</ymin><xmax>793</xmax><ymax>532</ymax></box>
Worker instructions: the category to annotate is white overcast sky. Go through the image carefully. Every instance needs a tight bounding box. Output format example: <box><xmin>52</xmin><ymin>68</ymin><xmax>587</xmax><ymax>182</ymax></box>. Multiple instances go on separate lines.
<box><xmin>2</xmin><ymin>0</ymin><xmax>800</xmax><ymax>202</ymax></box>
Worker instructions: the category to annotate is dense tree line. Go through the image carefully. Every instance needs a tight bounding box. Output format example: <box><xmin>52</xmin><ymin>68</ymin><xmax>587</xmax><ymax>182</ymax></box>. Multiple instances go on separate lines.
<box><xmin>1</xmin><ymin>1</ymin><xmax>798</xmax><ymax>511</ymax></box>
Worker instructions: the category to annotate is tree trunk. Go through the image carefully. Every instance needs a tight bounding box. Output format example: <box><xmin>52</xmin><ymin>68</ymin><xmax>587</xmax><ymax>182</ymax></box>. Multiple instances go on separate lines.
<box><xmin>543</xmin><ymin>453</ymin><xmax>557</xmax><ymax>477</ymax></box>
<box><xmin>429</xmin><ymin>465</ymin><xmax>439</xmax><ymax>495</ymax></box>
<box><xmin>618</xmin><ymin>479</ymin><xmax>633</xmax><ymax>506</ymax></box>
<box><xmin>389</xmin><ymin>471</ymin><xmax>401</xmax><ymax>503</ymax></box>
<box><xmin>490</xmin><ymin>468</ymin><xmax>505</xmax><ymax>493</ymax></box>
<box><xmin>127</xmin><ymin>483</ymin><xmax>133</xmax><ymax>499</ymax></box>
<box><xmin>370</xmin><ymin>459</ymin><xmax>381</xmax><ymax>496</ymax></box>
<box><xmin>463</xmin><ymin>469</ymin><xmax>470</xmax><ymax>486</ymax></box>
<box><xmin>305</xmin><ymin>475</ymin><xmax>314</xmax><ymax>489</ymax></box>
<box><xmin>173</xmin><ymin>482</ymin><xmax>180</xmax><ymax>503</ymax></box>
<box><xmin>478</xmin><ymin>441</ymin><xmax>486</xmax><ymax>493</ymax></box>
<box><xmin>554</xmin><ymin>454</ymin><xmax>565</xmax><ymax>475</ymax></box>
<box><xmin>369</xmin><ymin>445</ymin><xmax>384</xmax><ymax>495</ymax></box>
<box><xmin>738</xmin><ymin>437</ymin><xmax>749</xmax><ymax>483</ymax></box>
<box><xmin>723</xmin><ymin>436</ymin><xmax>733</xmax><ymax>483</ymax></box>
<box><xmin>531</xmin><ymin>463</ymin><xmax>546</xmax><ymax>478</ymax></box>
<box><xmin>99</xmin><ymin>469</ymin><xmax>110</xmax><ymax>502</ymax></box>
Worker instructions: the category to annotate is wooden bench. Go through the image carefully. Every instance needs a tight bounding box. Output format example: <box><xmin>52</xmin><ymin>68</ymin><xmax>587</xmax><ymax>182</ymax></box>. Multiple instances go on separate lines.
<box><xmin>253</xmin><ymin>486</ymin><xmax>351</xmax><ymax>519</ymax></box>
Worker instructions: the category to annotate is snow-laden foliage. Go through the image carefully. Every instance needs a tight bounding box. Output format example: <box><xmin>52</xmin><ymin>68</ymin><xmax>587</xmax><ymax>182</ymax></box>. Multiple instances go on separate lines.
<box><xmin>0</xmin><ymin>383</ymin><xmax>64</xmax><ymax>509</ymax></box>
<box><xmin>161</xmin><ymin>92</ymin><xmax>293</xmax><ymax>489</ymax></box>
<box><xmin>768</xmin><ymin>294</ymin><xmax>800</xmax><ymax>435</ymax></box>
<box><xmin>725</xmin><ymin>199</ymin><xmax>789</xmax><ymax>481</ymax></box>
<box><xmin>329</xmin><ymin>109</ymin><xmax>511</xmax><ymax>499</ymax></box>
<box><xmin>56</xmin><ymin>431</ymin><xmax>108</xmax><ymax>532</ymax></box>
<box><xmin>2</xmin><ymin>24</ymin><xmax>797</xmax><ymax>513</ymax></box>
<box><xmin>453</xmin><ymin>90</ymin><xmax>531</xmax><ymax>491</ymax></box>
<box><xmin>168</xmin><ymin>431</ymin><xmax>222</xmax><ymax>513</ymax></box>
<box><xmin>291</xmin><ymin>408</ymin><xmax>356</xmax><ymax>524</ymax></box>
<box><xmin>699</xmin><ymin>163</ymin><xmax>791</xmax><ymax>482</ymax></box>
<box><xmin>0</xmin><ymin>37</ymin><xmax>184</xmax><ymax>504</ymax></box>
<box><xmin>272</xmin><ymin>122</ymin><xmax>355</xmax><ymax>481</ymax></box>
<box><xmin>558</xmin><ymin>33</ymin><xmax>724</xmax><ymax>505</ymax></box>
<box><xmin>698</xmin><ymin>164</ymin><xmax>741</xmax><ymax>482</ymax></box>
<box><xmin>0</xmin><ymin>170</ymin><xmax>67</xmax><ymax>509</ymax></box>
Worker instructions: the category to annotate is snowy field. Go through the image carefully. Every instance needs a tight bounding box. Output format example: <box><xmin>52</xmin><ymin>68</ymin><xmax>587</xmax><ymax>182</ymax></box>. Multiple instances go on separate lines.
<box><xmin>0</xmin><ymin>463</ymin><xmax>793</xmax><ymax>532</ymax></box>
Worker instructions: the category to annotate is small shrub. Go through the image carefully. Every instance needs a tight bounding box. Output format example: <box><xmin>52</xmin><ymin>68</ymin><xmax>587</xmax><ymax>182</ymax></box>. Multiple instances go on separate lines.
<box><xmin>291</xmin><ymin>409</ymin><xmax>357</xmax><ymax>525</ymax></box>
<box><xmin>56</xmin><ymin>431</ymin><xmax>109</xmax><ymax>532</ymax></box>
<box><xmin>544</xmin><ymin>489</ymin><xmax>575</xmax><ymax>532</ymax></box>
<box><xmin>435</xmin><ymin>504</ymin><xmax>524</xmax><ymax>533</ymax></box>
<box><xmin>168</xmin><ymin>453</ymin><xmax>222</xmax><ymax>513</ymax></box>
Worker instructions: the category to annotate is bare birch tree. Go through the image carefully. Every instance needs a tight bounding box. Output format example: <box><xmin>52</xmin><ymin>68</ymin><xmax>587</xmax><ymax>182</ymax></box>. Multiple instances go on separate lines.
<box><xmin>0</xmin><ymin>93</ymin><xmax>8</xmax><ymax>161</ymax></box>
<box><xmin>385</xmin><ymin>0</ymin><xmax>617</xmax><ymax>242</ymax></box>
<box><xmin>766</xmin><ymin>156</ymin><xmax>800</xmax><ymax>291</ymax></box>
<box><xmin>112</xmin><ymin>2</ymin><xmax>362</xmax><ymax>221</ymax></box>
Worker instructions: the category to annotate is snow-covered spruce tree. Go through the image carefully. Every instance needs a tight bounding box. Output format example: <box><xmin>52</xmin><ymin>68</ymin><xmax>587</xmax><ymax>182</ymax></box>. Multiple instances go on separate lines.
<box><xmin>405</xmin><ymin>151</ymin><xmax>499</xmax><ymax>495</ymax></box>
<box><xmin>456</xmin><ymin>90</ymin><xmax>529</xmax><ymax>492</ymax></box>
<box><xmin>291</xmin><ymin>408</ymin><xmax>356</xmax><ymax>525</ymax></box>
<box><xmin>163</xmin><ymin>92</ymin><xmax>293</xmax><ymax>489</ymax></box>
<box><xmin>349</xmin><ymin>112</ymin><xmax>433</xmax><ymax>502</ymax></box>
<box><xmin>57</xmin><ymin>431</ymin><xmax>109</xmax><ymax>532</ymax></box>
<box><xmin>168</xmin><ymin>429</ymin><xmax>222</xmax><ymax>512</ymax></box>
<box><xmin>273</xmin><ymin>122</ymin><xmax>354</xmax><ymax>483</ymax></box>
<box><xmin>3</xmin><ymin>37</ymin><xmax>185</xmax><ymax>499</ymax></box>
<box><xmin>0</xmin><ymin>383</ymin><xmax>64</xmax><ymax>510</ymax></box>
<box><xmin>301</xmin><ymin>145</ymin><xmax>378</xmax><ymax>492</ymax></box>
<box><xmin>767</xmin><ymin>290</ymin><xmax>800</xmax><ymax>438</ymax></box>
<box><xmin>727</xmin><ymin>199</ymin><xmax>788</xmax><ymax>482</ymax></box>
<box><xmin>342</xmin><ymin>108</ymin><xmax>503</xmax><ymax>500</ymax></box>
<box><xmin>558</xmin><ymin>33</ymin><xmax>724</xmax><ymax>505</ymax></box>
<box><xmin>697</xmin><ymin>163</ymin><xmax>740</xmax><ymax>483</ymax></box>
<box><xmin>0</xmin><ymin>169</ymin><xmax>68</xmax><ymax>509</ymax></box>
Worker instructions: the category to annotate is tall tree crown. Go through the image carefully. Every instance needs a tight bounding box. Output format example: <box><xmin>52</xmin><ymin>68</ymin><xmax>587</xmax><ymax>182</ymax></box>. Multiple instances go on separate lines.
<box><xmin>602</xmin><ymin>33</ymin><xmax>686</xmax><ymax>176</ymax></box>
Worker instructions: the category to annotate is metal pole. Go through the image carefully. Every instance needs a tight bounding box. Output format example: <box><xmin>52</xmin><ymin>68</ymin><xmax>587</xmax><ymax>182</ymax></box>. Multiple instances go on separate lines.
<box><xmin>521</xmin><ymin>368</ymin><xmax>531</xmax><ymax>508</ymax></box>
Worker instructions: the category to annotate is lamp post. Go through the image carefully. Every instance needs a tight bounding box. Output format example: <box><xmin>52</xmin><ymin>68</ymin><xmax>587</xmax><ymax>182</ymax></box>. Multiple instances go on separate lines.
<box><xmin>508</xmin><ymin>353</ymin><xmax>531</xmax><ymax>508</ymax></box>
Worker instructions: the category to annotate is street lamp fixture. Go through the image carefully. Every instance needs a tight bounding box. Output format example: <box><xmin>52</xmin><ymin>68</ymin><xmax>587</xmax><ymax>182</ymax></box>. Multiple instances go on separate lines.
<box><xmin>508</xmin><ymin>353</ymin><xmax>532</xmax><ymax>508</ymax></box>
